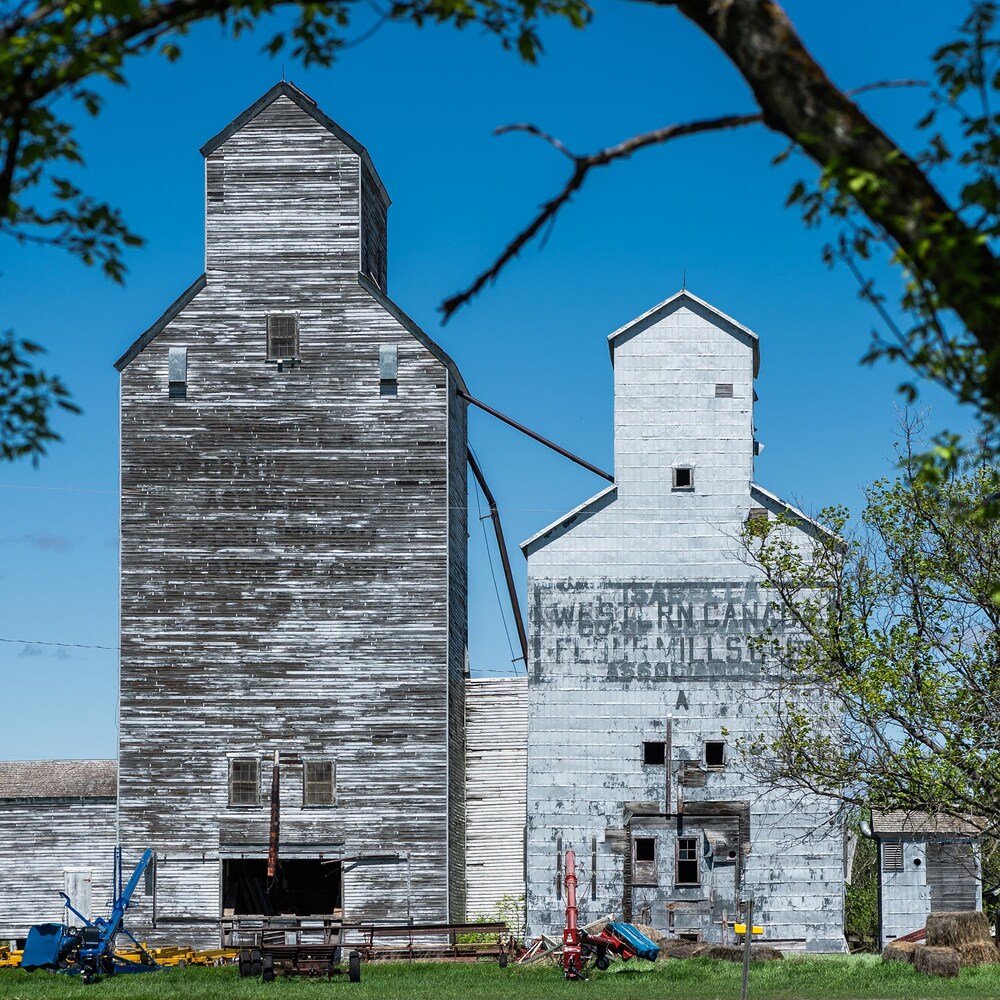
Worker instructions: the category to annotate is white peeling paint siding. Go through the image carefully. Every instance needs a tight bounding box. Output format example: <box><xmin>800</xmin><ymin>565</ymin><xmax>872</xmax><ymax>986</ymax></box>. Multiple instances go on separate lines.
<box><xmin>523</xmin><ymin>295</ymin><xmax>845</xmax><ymax>952</ymax></box>
<box><xmin>0</xmin><ymin>800</ymin><xmax>117</xmax><ymax>940</ymax></box>
<box><xmin>117</xmin><ymin>90</ymin><xmax>466</xmax><ymax>946</ymax></box>
<box><xmin>465</xmin><ymin>678</ymin><xmax>527</xmax><ymax>919</ymax></box>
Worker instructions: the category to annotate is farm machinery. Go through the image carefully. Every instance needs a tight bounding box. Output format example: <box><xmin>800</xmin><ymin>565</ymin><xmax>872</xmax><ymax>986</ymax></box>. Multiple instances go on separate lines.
<box><xmin>559</xmin><ymin>849</ymin><xmax>660</xmax><ymax>980</ymax></box>
<box><xmin>21</xmin><ymin>848</ymin><xmax>157</xmax><ymax>984</ymax></box>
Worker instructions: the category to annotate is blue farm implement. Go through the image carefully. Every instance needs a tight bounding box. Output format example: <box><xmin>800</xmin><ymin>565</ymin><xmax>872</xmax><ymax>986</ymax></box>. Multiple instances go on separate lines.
<box><xmin>560</xmin><ymin>849</ymin><xmax>660</xmax><ymax>979</ymax></box>
<box><xmin>21</xmin><ymin>848</ymin><xmax>157</xmax><ymax>984</ymax></box>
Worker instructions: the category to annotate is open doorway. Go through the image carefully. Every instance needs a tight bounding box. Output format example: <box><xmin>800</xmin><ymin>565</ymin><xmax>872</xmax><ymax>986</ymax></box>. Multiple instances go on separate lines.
<box><xmin>222</xmin><ymin>859</ymin><xmax>342</xmax><ymax>915</ymax></box>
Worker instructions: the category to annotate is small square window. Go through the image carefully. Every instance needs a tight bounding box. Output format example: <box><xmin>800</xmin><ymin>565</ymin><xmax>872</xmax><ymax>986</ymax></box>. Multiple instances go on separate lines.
<box><xmin>635</xmin><ymin>838</ymin><xmax>656</xmax><ymax>862</ymax></box>
<box><xmin>229</xmin><ymin>758</ymin><xmax>259</xmax><ymax>806</ymax></box>
<box><xmin>705</xmin><ymin>741</ymin><xmax>726</xmax><ymax>769</ymax></box>
<box><xmin>643</xmin><ymin>741</ymin><xmax>665</xmax><ymax>766</ymax></box>
<box><xmin>673</xmin><ymin>467</ymin><xmax>694</xmax><ymax>490</ymax></box>
<box><xmin>676</xmin><ymin>836</ymin><xmax>700</xmax><ymax>885</ymax></box>
<box><xmin>303</xmin><ymin>760</ymin><xmax>335</xmax><ymax>806</ymax></box>
<box><xmin>267</xmin><ymin>314</ymin><xmax>298</xmax><ymax>360</ymax></box>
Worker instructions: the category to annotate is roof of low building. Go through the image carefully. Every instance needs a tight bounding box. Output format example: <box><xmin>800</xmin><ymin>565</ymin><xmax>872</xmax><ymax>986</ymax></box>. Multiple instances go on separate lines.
<box><xmin>0</xmin><ymin>759</ymin><xmax>117</xmax><ymax>800</ymax></box>
<box><xmin>872</xmin><ymin>809</ymin><xmax>985</xmax><ymax>837</ymax></box>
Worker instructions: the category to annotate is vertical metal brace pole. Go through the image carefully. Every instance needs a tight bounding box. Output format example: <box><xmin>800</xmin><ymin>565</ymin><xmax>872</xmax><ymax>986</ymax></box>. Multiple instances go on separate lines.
<box><xmin>664</xmin><ymin>716</ymin><xmax>672</xmax><ymax>816</ymax></box>
<box><xmin>740</xmin><ymin>893</ymin><xmax>754</xmax><ymax>1000</ymax></box>
<box><xmin>467</xmin><ymin>452</ymin><xmax>529</xmax><ymax>669</ymax></box>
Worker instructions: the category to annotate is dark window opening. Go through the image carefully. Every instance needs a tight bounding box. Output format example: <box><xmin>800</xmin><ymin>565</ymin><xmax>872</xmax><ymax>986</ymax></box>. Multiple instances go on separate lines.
<box><xmin>673</xmin><ymin>467</ymin><xmax>694</xmax><ymax>490</ymax></box>
<box><xmin>229</xmin><ymin>758</ymin><xmax>259</xmax><ymax>806</ymax></box>
<box><xmin>705</xmin><ymin>741</ymin><xmax>726</xmax><ymax>769</ymax></box>
<box><xmin>643</xmin><ymin>741</ymin><xmax>666</xmax><ymax>766</ymax></box>
<box><xmin>882</xmin><ymin>842</ymin><xmax>903</xmax><ymax>872</ymax></box>
<box><xmin>267</xmin><ymin>314</ymin><xmax>298</xmax><ymax>360</ymax></box>
<box><xmin>715</xmin><ymin>383</ymin><xmax>734</xmax><ymax>398</ymax></box>
<box><xmin>635</xmin><ymin>838</ymin><xmax>656</xmax><ymax>863</ymax></box>
<box><xmin>303</xmin><ymin>761</ymin><xmax>335</xmax><ymax>806</ymax></box>
<box><xmin>222</xmin><ymin>859</ymin><xmax>342</xmax><ymax>916</ymax></box>
<box><xmin>676</xmin><ymin>836</ymin><xmax>700</xmax><ymax>885</ymax></box>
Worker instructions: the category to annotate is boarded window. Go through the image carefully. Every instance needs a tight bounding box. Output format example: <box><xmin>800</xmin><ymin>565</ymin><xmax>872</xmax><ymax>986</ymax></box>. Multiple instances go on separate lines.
<box><xmin>267</xmin><ymin>315</ymin><xmax>298</xmax><ymax>360</ymax></box>
<box><xmin>168</xmin><ymin>347</ymin><xmax>187</xmax><ymax>399</ymax></box>
<box><xmin>676</xmin><ymin>836</ymin><xmax>700</xmax><ymax>885</ymax></box>
<box><xmin>633</xmin><ymin>837</ymin><xmax>658</xmax><ymax>886</ymax></box>
<box><xmin>229</xmin><ymin>758</ymin><xmax>259</xmax><ymax>806</ymax></box>
<box><xmin>927</xmin><ymin>842</ymin><xmax>978</xmax><ymax>909</ymax></box>
<box><xmin>704</xmin><ymin>741</ymin><xmax>726</xmax><ymax>769</ymax></box>
<box><xmin>643</xmin><ymin>741</ymin><xmax>665</xmax><ymax>766</ymax></box>
<box><xmin>380</xmin><ymin>344</ymin><xmax>398</xmax><ymax>396</ymax></box>
<box><xmin>303</xmin><ymin>760</ymin><xmax>335</xmax><ymax>806</ymax></box>
<box><xmin>882</xmin><ymin>841</ymin><xmax>903</xmax><ymax>872</ymax></box>
<box><xmin>715</xmin><ymin>383</ymin><xmax>734</xmax><ymax>397</ymax></box>
<box><xmin>673</xmin><ymin>467</ymin><xmax>694</xmax><ymax>490</ymax></box>
<box><xmin>748</xmin><ymin>507</ymin><xmax>768</xmax><ymax>522</ymax></box>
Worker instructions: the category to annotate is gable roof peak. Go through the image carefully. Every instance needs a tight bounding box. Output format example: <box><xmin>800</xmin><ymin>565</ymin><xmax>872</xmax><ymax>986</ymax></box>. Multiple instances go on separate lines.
<box><xmin>607</xmin><ymin>287</ymin><xmax>760</xmax><ymax>377</ymax></box>
<box><xmin>199</xmin><ymin>81</ymin><xmax>390</xmax><ymax>208</ymax></box>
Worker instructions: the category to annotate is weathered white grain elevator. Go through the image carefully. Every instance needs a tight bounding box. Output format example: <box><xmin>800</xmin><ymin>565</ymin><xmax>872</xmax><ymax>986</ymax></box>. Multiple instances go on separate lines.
<box><xmin>521</xmin><ymin>290</ymin><xmax>846</xmax><ymax>951</ymax></box>
<box><xmin>113</xmin><ymin>82</ymin><xmax>468</xmax><ymax>944</ymax></box>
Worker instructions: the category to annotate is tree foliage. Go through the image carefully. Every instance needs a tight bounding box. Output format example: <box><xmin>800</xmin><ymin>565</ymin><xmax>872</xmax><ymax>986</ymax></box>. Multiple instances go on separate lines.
<box><xmin>2</xmin><ymin>0</ymin><xmax>999</xmax><ymax>466</ymax></box>
<box><xmin>742</xmin><ymin>442</ymin><xmax>1000</xmax><ymax>835</ymax></box>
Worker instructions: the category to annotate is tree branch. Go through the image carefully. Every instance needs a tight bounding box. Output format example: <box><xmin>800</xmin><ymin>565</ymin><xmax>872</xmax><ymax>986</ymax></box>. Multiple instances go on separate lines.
<box><xmin>440</xmin><ymin>110</ymin><xmax>761</xmax><ymax>321</ymax></box>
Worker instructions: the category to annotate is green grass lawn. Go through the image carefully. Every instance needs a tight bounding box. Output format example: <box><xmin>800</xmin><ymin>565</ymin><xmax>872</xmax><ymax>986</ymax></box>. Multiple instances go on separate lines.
<box><xmin>3</xmin><ymin>955</ymin><xmax>1000</xmax><ymax>1000</ymax></box>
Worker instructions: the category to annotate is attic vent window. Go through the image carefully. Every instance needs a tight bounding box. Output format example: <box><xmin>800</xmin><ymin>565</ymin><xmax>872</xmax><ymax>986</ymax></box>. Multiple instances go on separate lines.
<box><xmin>168</xmin><ymin>347</ymin><xmax>187</xmax><ymax>399</ymax></box>
<box><xmin>643</xmin><ymin>741</ymin><xmax>666</xmax><ymax>766</ymax></box>
<box><xmin>882</xmin><ymin>841</ymin><xmax>903</xmax><ymax>872</ymax></box>
<box><xmin>380</xmin><ymin>344</ymin><xmax>398</xmax><ymax>397</ymax></box>
<box><xmin>715</xmin><ymin>383</ymin><xmax>734</xmax><ymax>398</ymax></box>
<box><xmin>267</xmin><ymin>314</ymin><xmax>298</xmax><ymax>361</ymax></box>
<box><xmin>748</xmin><ymin>507</ymin><xmax>768</xmax><ymax>522</ymax></box>
<box><xmin>673</xmin><ymin>467</ymin><xmax>694</xmax><ymax>491</ymax></box>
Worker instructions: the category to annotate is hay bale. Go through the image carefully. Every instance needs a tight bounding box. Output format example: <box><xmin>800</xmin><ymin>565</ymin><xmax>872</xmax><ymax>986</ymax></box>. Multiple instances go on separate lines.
<box><xmin>957</xmin><ymin>941</ymin><xmax>1000</xmax><ymax>967</ymax></box>
<box><xmin>881</xmin><ymin>940</ymin><xmax>919</xmax><ymax>964</ymax></box>
<box><xmin>633</xmin><ymin>924</ymin><xmax>667</xmax><ymax>946</ymax></box>
<box><xmin>926</xmin><ymin>911</ymin><xmax>991</xmax><ymax>948</ymax></box>
<box><xmin>659</xmin><ymin>940</ymin><xmax>706</xmax><ymax>959</ymax></box>
<box><xmin>913</xmin><ymin>945</ymin><xmax>961</xmax><ymax>978</ymax></box>
<box><xmin>699</xmin><ymin>944</ymin><xmax>783</xmax><ymax>962</ymax></box>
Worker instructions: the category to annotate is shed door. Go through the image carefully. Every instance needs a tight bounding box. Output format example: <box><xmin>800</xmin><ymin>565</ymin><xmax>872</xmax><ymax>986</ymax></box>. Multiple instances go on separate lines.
<box><xmin>927</xmin><ymin>843</ymin><xmax>977</xmax><ymax>911</ymax></box>
<box><xmin>63</xmin><ymin>869</ymin><xmax>93</xmax><ymax>922</ymax></box>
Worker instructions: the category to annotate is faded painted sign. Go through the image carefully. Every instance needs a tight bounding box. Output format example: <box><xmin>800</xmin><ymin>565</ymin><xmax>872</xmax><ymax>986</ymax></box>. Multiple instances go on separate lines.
<box><xmin>532</xmin><ymin>581</ymin><xmax>802</xmax><ymax>682</ymax></box>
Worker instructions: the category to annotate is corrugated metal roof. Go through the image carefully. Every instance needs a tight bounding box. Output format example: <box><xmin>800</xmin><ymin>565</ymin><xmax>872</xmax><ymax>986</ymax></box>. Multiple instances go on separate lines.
<box><xmin>0</xmin><ymin>760</ymin><xmax>117</xmax><ymax>800</ymax></box>
<box><xmin>871</xmin><ymin>809</ymin><xmax>985</xmax><ymax>837</ymax></box>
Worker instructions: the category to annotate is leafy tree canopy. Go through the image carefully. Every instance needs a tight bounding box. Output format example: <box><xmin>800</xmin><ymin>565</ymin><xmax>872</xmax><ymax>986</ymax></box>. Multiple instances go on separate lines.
<box><xmin>1</xmin><ymin>0</ymin><xmax>998</xmax><ymax>468</ymax></box>
<box><xmin>742</xmin><ymin>433</ymin><xmax>1000</xmax><ymax>835</ymax></box>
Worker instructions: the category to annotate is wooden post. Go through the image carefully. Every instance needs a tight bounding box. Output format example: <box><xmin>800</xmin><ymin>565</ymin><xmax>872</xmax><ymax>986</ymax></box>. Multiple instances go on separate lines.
<box><xmin>664</xmin><ymin>716</ymin><xmax>672</xmax><ymax>817</ymax></box>
<box><xmin>740</xmin><ymin>894</ymin><xmax>754</xmax><ymax>1000</ymax></box>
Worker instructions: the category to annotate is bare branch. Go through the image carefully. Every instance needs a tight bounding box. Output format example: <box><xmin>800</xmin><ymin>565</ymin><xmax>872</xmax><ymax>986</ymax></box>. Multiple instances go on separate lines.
<box><xmin>440</xmin><ymin>110</ymin><xmax>761</xmax><ymax>322</ymax></box>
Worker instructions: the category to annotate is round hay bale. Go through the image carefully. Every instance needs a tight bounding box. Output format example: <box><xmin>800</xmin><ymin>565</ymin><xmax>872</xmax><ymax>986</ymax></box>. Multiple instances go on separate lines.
<box><xmin>913</xmin><ymin>945</ymin><xmax>961</xmax><ymax>978</ymax></box>
<box><xmin>881</xmin><ymin>941</ymin><xmax>919</xmax><ymax>964</ymax></box>
<box><xmin>926</xmin><ymin>911</ymin><xmax>991</xmax><ymax>948</ymax></box>
<box><xmin>957</xmin><ymin>941</ymin><xmax>1000</xmax><ymax>967</ymax></box>
<box><xmin>699</xmin><ymin>944</ymin><xmax>783</xmax><ymax>962</ymax></box>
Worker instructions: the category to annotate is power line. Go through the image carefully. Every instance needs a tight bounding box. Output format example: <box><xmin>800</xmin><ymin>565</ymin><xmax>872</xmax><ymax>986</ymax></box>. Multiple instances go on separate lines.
<box><xmin>0</xmin><ymin>637</ymin><xmax>118</xmax><ymax>651</ymax></box>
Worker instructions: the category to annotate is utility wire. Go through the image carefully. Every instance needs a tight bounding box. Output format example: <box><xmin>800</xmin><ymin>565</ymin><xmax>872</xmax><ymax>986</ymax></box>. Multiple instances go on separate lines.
<box><xmin>471</xmin><ymin>446</ymin><xmax>518</xmax><ymax>672</ymax></box>
<box><xmin>0</xmin><ymin>636</ymin><xmax>118</xmax><ymax>651</ymax></box>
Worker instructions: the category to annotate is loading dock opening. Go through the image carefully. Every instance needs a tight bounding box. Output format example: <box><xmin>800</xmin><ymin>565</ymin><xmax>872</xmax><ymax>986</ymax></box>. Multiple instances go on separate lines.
<box><xmin>223</xmin><ymin>859</ymin><xmax>342</xmax><ymax>916</ymax></box>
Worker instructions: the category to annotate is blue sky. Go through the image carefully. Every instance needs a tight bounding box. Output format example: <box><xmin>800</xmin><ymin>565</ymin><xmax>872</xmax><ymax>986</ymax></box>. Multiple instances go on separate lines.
<box><xmin>0</xmin><ymin>0</ymin><xmax>972</xmax><ymax>758</ymax></box>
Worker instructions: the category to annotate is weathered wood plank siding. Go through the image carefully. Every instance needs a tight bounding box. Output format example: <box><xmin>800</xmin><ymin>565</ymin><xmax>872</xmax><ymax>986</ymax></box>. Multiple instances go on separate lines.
<box><xmin>464</xmin><ymin>678</ymin><xmax>527</xmax><ymax>920</ymax></box>
<box><xmin>0</xmin><ymin>761</ymin><xmax>117</xmax><ymax>940</ymax></box>
<box><xmin>117</xmin><ymin>85</ymin><xmax>467</xmax><ymax>946</ymax></box>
